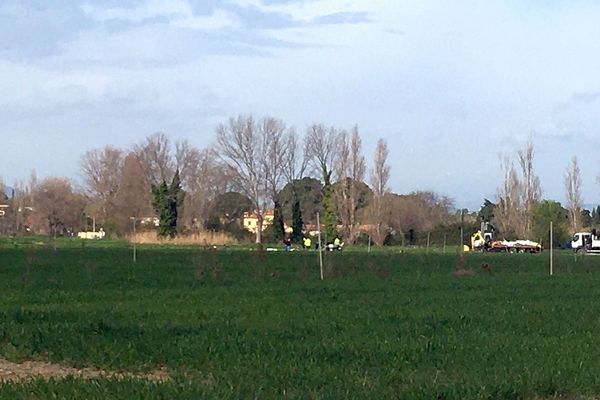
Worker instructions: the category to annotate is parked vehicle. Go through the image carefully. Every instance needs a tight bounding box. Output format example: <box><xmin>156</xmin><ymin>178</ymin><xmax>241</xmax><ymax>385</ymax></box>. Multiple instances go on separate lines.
<box><xmin>469</xmin><ymin>222</ymin><xmax>542</xmax><ymax>253</ymax></box>
<box><xmin>571</xmin><ymin>231</ymin><xmax>600</xmax><ymax>254</ymax></box>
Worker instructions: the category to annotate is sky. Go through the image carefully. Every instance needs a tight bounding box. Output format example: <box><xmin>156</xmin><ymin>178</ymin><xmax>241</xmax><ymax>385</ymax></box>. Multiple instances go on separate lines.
<box><xmin>2</xmin><ymin>0</ymin><xmax>600</xmax><ymax>210</ymax></box>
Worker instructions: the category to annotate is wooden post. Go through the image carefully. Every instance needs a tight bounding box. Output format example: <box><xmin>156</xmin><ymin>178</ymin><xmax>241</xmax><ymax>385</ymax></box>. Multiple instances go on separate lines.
<box><xmin>443</xmin><ymin>234</ymin><xmax>447</xmax><ymax>254</ymax></box>
<box><xmin>427</xmin><ymin>232</ymin><xmax>431</xmax><ymax>252</ymax></box>
<box><xmin>317</xmin><ymin>213</ymin><xmax>323</xmax><ymax>280</ymax></box>
<box><xmin>131</xmin><ymin>217</ymin><xmax>137</xmax><ymax>263</ymax></box>
<box><xmin>368</xmin><ymin>234</ymin><xmax>371</xmax><ymax>253</ymax></box>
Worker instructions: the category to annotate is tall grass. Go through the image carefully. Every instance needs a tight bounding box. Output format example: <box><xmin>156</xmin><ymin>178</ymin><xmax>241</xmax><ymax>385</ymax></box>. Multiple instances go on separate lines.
<box><xmin>128</xmin><ymin>231</ymin><xmax>237</xmax><ymax>246</ymax></box>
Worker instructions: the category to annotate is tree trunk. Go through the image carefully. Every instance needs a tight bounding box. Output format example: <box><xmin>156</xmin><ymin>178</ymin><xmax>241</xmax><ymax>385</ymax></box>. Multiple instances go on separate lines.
<box><xmin>255</xmin><ymin>216</ymin><xmax>263</xmax><ymax>244</ymax></box>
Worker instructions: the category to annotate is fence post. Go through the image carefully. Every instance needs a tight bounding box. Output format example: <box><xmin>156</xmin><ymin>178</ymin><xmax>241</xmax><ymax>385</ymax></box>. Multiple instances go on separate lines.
<box><xmin>317</xmin><ymin>213</ymin><xmax>323</xmax><ymax>280</ymax></box>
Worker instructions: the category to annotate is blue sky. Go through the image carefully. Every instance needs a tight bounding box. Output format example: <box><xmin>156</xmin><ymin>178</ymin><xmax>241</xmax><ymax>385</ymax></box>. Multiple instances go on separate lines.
<box><xmin>2</xmin><ymin>0</ymin><xmax>600</xmax><ymax>210</ymax></box>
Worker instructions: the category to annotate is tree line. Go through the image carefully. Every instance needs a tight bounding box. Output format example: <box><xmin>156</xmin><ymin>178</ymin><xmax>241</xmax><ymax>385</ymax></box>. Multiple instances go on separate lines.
<box><xmin>480</xmin><ymin>135</ymin><xmax>588</xmax><ymax>247</ymax></box>
<box><xmin>0</xmin><ymin>122</ymin><xmax>593</xmax><ymax>247</ymax></box>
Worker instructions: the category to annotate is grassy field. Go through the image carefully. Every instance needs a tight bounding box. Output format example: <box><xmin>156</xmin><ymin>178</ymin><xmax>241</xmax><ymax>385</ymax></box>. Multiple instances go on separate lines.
<box><xmin>1</xmin><ymin>239</ymin><xmax>600</xmax><ymax>399</ymax></box>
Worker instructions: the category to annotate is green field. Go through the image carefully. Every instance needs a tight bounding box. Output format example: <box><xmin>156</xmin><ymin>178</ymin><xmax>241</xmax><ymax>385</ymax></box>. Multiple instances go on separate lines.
<box><xmin>1</xmin><ymin>239</ymin><xmax>600</xmax><ymax>399</ymax></box>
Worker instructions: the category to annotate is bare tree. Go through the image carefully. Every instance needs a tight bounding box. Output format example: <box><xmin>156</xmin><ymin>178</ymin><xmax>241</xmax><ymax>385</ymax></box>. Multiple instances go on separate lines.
<box><xmin>181</xmin><ymin>147</ymin><xmax>232</xmax><ymax>230</ymax></box>
<box><xmin>33</xmin><ymin>177</ymin><xmax>86</xmax><ymax>236</ymax></box>
<box><xmin>385</xmin><ymin>191</ymin><xmax>454</xmax><ymax>246</ymax></box>
<box><xmin>305</xmin><ymin>124</ymin><xmax>339</xmax><ymax>240</ymax></box>
<box><xmin>134</xmin><ymin>132</ymin><xmax>174</xmax><ymax>186</ymax></box>
<box><xmin>306</xmin><ymin>124</ymin><xmax>338</xmax><ymax>185</ymax></box>
<box><xmin>370</xmin><ymin>138</ymin><xmax>391</xmax><ymax>245</ymax></box>
<box><xmin>518</xmin><ymin>134</ymin><xmax>542</xmax><ymax>235</ymax></box>
<box><xmin>216</xmin><ymin>115</ymin><xmax>271</xmax><ymax>244</ymax></box>
<box><xmin>495</xmin><ymin>156</ymin><xmax>525</xmax><ymax>238</ymax></box>
<box><xmin>114</xmin><ymin>153</ymin><xmax>153</xmax><ymax>233</ymax></box>
<box><xmin>348</xmin><ymin>126</ymin><xmax>366</xmax><ymax>241</ymax></box>
<box><xmin>261</xmin><ymin>117</ymin><xmax>289</xmax><ymax>240</ymax></box>
<box><xmin>334</xmin><ymin>126</ymin><xmax>366</xmax><ymax>242</ymax></box>
<box><xmin>334</xmin><ymin>129</ymin><xmax>351</xmax><ymax>238</ymax></box>
<box><xmin>565</xmin><ymin>156</ymin><xmax>582</xmax><ymax>232</ymax></box>
<box><xmin>174</xmin><ymin>140</ymin><xmax>201</xmax><ymax>188</ymax></box>
<box><xmin>282</xmin><ymin>128</ymin><xmax>309</xmax><ymax>186</ymax></box>
<box><xmin>80</xmin><ymin>146</ymin><xmax>124</xmax><ymax>225</ymax></box>
<box><xmin>278</xmin><ymin>129</ymin><xmax>310</xmax><ymax>241</ymax></box>
<box><xmin>9</xmin><ymin>172</ymin><xmax>37</xmax><ymax>234</ymax></box>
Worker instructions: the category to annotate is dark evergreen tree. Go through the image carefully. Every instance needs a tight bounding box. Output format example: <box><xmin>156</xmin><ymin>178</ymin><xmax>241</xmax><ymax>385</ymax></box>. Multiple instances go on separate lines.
<box><xmin>168</xmin><ymin>169</ymin><xmax>183</xmax><ymax>235</ymax></box>
<box><xmin>593</xmin><ymin>206</ymin><xmax>600</xmax><ymax>227</ymax></box>
<box><xmin>291</xmin><ymin>200</ymin><xmax>304</xmax><ymax>243</ymax></box>
<box><xmin>478</xmin><ymin>199</ymin><xmax>495</xmax><ymax>223</ymax></box>
<box><xmin>322</xmin><ymin>181</ymin><xmax>338</xmax><ymax>242</ymax></box>
<box><xmin>581</xmin><ymin>209</ymin><xmax>592</xmax><ymax>228</ymax></box>
<box><xmin>151</xmin><ymin>181</ymin><xmax>169</xmax><ymax>237</ymax></box>
<box><xmin>151</xmin><ymin>170</ymin><xmax>183</xmax><ymax>238</ymax></box>
<box><xmin>272</xmin><ymin>200</ymin><xmax>285</xmax><ymax>242</ymax></box>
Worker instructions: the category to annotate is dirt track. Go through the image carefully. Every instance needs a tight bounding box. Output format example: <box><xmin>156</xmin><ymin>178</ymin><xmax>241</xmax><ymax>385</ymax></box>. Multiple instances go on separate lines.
<box><xmin>0</xmin><ymin>358</ymin><xmax>169</xmax><ymax>383</ymax></box>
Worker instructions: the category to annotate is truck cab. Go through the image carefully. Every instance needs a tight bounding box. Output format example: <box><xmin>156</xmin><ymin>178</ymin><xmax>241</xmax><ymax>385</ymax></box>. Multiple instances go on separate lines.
<box><xmin>571</xmin><ymin>232</ymin><xmax>600</xmax><ymax>253</ymax></box>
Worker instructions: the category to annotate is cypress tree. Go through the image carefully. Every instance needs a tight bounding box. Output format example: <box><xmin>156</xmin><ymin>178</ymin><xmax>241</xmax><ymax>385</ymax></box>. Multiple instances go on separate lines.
<box><xmin>291</xmin><ymin>200</ymin><xmax>304</xmax><ymax>243</ymax></box>
<box><xmin>272</xmin><ymin>200</ymin><xmax>285</xmax><ymax>242</ymax></box>
<box><xmin>593</xmin><ymin>206</ymin><xmax>600</xmax><ymax>227</ymax></box>
<box><xmin>151</xmin><ymin>170</ymin><xmax>183</xmax><ymax>238</ymax></box>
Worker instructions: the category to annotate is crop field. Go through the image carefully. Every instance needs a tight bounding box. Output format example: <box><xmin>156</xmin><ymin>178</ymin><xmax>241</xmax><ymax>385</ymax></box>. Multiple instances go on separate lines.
<box><xmin>2</xmin><ymin>240</ymin><xmax>600</xmax><ymax>399</ymax></box>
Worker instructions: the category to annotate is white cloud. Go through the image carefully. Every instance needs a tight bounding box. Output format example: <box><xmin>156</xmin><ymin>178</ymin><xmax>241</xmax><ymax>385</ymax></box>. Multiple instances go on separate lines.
<box><xmin>81</xmin><ymin>0</ymin><xmax>238</xmax><ymax>31</ymax></box>
<box><xmin>82</xmin><ymin>0</ymin><xmax>193</xmax><ymax>23</ymax></box>
<box><xmin>171</xmin><ymin>9</ymin><xmax>240</xmax><ymax>30</ymax></box>
<box><xmin>5</xmin><ymin>1</ymin><xmax>600</xmax><ymax>205</ymax></box>
<box><xmin>231</xmin><ymin>0</ymin><xmax>369</xmax><ymax>22</ymax></box>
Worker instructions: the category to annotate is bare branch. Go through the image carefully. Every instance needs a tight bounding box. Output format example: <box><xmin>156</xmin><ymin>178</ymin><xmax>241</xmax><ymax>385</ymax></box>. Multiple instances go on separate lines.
<box><xmin>565</xmin><ymin>156</ymin><xmax>582</xmax><ymax>231</ymax></box>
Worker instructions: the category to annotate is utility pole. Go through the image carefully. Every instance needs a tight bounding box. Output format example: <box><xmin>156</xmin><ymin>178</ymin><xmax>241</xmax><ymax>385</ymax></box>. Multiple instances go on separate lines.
<box><xmin>427</xmin><ymin>232</ymin><xmax>431</xmax><ymax>252</ymax></box>
<box><xmin>317</xmin><ymin>212</ymin><xmax>323</xmax><ymax>280</ymax></box>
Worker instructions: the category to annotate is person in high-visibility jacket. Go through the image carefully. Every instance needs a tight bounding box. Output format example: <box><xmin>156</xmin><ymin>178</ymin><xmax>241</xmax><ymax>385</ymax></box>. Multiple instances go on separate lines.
<box><xmin>303</xmin><ymin>237</ymin><xmax>312</xmax><ymax>249</ymax></box>
<box><xmin>333</xmin><ymin>237</ymin><xmax>341</xmax><ymax>247</ymax></box>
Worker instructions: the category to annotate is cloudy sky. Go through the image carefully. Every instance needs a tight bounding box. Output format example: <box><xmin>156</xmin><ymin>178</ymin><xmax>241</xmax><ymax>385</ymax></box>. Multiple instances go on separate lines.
<box><xmin>2</xmin><ymin>0</ymin><xmax>600</xmax><ymax>209</ymax></box>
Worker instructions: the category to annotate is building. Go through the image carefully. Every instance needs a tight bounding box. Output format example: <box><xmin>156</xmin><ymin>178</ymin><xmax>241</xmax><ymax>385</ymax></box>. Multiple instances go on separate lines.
<box><xmin>242</xmin><ymin>210</ymin><xmax>275</xmax><ymax>233</ymax></box>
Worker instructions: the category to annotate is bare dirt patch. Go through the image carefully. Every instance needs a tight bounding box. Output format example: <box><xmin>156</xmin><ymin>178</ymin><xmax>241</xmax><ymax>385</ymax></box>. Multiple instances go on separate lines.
<box><xmin>0</xmin><ymin>358</ymin><xmax>170</xmax><ymax>383</ymax></box>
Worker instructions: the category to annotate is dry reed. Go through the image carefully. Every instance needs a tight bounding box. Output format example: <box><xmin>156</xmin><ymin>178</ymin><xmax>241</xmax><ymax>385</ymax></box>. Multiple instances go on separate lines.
<box><xmin>128</xmin><ymin>231</ymin><xmax>237</xmax><ymax>246</ymax></box>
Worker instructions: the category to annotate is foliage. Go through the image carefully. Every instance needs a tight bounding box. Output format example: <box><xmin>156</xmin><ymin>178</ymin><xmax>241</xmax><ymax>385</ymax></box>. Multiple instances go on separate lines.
<box><xmin>331</xmin><ymin>177</ymin><xmax>373</xmax><ymax>240</ymax></box>
<box><xmin>272</xmin><ymin>201</ymin><xmax>285</xmax><ymax>242</ymax></box>
<box><xmin>478</xmin><ymin>198</ymin><xmax>495</xmax><ymax>223</ymax></box>
<box><xmin>204</xmin><ymin>192</ymin><xmax>253</xmax><ymax>241</ymax></box>
<box><xmin>592</xmin><ymin>206</ymin><xmax>600</xmax><ymax>227</ymax></box>
<box><xmin>580</xmin><ymin>208</ymin><xmax>592</xmax><ymax>229</ymax></box>
<box><xmin>530</xmin><ymin>200</ymin><xmax>570</xmax><ymax>246</ymax></box>
<box><xmin>151</xmin><ymin>170</ymin><xmax>183</xmax><ymax>238</ymax></box>
<box><xmin>278</xmin><ymin>177</ymin><xmax>323</xmax><ymax>225</ymax></box>
<box><xmin>322</xmin><ymin>181</ymin><xmax>338</xmax><ymax>242</ymax></box>
<box><xmin>291</xmin><ymin>200</ymin><xmax>303</xmax><ymax>243</ymax></box>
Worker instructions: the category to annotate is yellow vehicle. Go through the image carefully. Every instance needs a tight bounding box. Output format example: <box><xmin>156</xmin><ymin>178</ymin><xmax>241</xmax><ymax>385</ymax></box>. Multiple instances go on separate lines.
<box><xmin>468</xmin><ymin>223</ymin><xmax>542</xmax><ymax>253</ymax></box>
